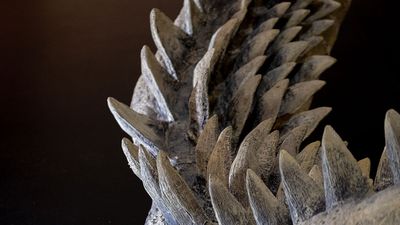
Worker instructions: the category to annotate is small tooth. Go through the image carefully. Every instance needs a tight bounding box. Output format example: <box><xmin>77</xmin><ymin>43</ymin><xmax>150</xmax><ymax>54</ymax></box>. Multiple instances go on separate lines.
<box><xmin>240</xmin><ymin>29</ymin><xmax>280</xmax><ymax>64</ymax></box>
<box><xmin>296</xmin><ymin>141</ymin><xmax>321</xmax><ymax>172</ymax></box>
<box><xmin>284</xmin><ymin>9</ymin><xmax>310</xmax><ymax>28</ymax></box>
<box><xmin>267</xmin><ymin>26</ymin><xmax>302</xmax><ymax>56</ymax></box>
<box><xmin>292</xmin><ymin>55</ymin><xmax>337</xmax><ymax>83</ymax></box>
<box><xmin>150</xmin><ymin>8</ymin><xmax>190</xmax><ymax>80</ymax></box>
<box><xmin>259</xmin><ymin>62</ymin><xmax>296</xmax><ymax>93</ymax></box>
<box><xmin>195</xmin><ymin>115</ymin><xmax>219</xmax><ymax>178</ymax></box>
<box><xmin>258</xmin><ymin>79</ymin><xmax>289</xmax><ymax>122</ymax></box>
<box><xmin>358</xmin><ymin>158</ymin><xmax>371</xmax><ymax>178</ymax></box>
<box><xmin>266</xmin><ymin>2</ymin><xmax>291</xmax><ymax>19</ymax></box>
<box><xmin>257</xmin><ymin>131</ymin><xmax>280</xmax><ymax>180</ymax></box>
<box><xmin>308</xmin><ymin>165</ymin><xmax>324</xmax><ymax>188</ymax></box>
<box><xmin>209</xmin><ymin>18</ymin><xmax>241</xmax><ymax>62</ymax></box>
<box><xmin>304</xmin><ymin>0</ymin><xmax>342</xmax><ymax>24</ymax></box>
<box><xmin>289</xmin><ymin>0</ymin><xmax>313</xmax><ymax>12</ymax></box>
<box><xmin>280</xmin><ymin>125</ymin><xmax>308</xmax><ymax>156</ymax></box>
<box><xmin>207</xmin><ymin>127</ymin><xmax>233</xmax><ymax>187</ymax></box>
<box><xmin>246</xmin><ymin>169</ymin><xmax>290</xmax><ymax>225</ymax></box>
<box><xmin>121</xmin><ymin>138</ymin><xmax>141</xmax><ymax>179</ymax></box>
<box><xmin>300</xmin><ymin>19</ymin><xmax>335</xmax><ymax>40</ymax></box>
<box><xmin>254</xmin><ymin>17</ymin><xmax>279</xmax><ymax>35</ymax></box>
<box><xmin>300</xmin><ymin>36</ymin><xmax>325</xmax><ymax>57</ymax></box>
<box><xmin>174</xmin><ymin>0</ymin><xmax>203</xmax><ymax>35</ymax></box>
<box><xmin>374</xmin><ymin>148</ymin><xmax>394</xmax><ymax>191</ymax></box>
<box><xmin>279</xmin><ymin>150</ymin><xmax>325</xmax><ymax>224</ymax></box>
<box><xmin>270</xmin><ymin>41</ymin><xmax>309</xmax><ymax>68</ymax></box>
<box><xmin>157</xmin><ymin>151</ymin><xmax>209</xmax><ymax>225</ymax></box>
<box><xmin>384</xmin><ymin>109</ymin><xmax>400</xmax><ymax>184</ymax></box>
<box><xmin>321</xmin><ymin>126</ymin><xmax>370</xmax><ymax>210</ymax></box>
<box><xmin>279</xmin><ymin>80</ymin><xmax>326</xmax><ymax>116</ymax></box>
<box><xmin>107</xmin><ymin>97</ymin><xmax>166</xmax><ymax>155</ymax></box>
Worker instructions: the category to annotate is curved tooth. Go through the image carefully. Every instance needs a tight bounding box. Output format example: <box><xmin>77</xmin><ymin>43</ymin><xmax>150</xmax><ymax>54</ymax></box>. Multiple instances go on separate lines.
<box><xmin>304</xmin><ymin>0</ymin><xmax>342</xmax><ymax>24</ymax></box>
<box><xmin>174</xmin><ymin>0</ymin><xmax>203</xmax><ymax>35</ymax></box>
<box><xmin>209</xmin><ymin>18</ymin><xmax>241</xmax><ymax>61</ymax></box>
<box><xmin>108</xmin><ymin>97</ymin><xmax>166</xmax><ymax>155</ymax></box>
<box><xmin>279</xmin><ymin>80</ymin><xmax>326</xmax><ymax>116</ymax></box>
<box><xmin>284</xmin><ymin>9</ymin><xmax>310</xmax><ymax>28</ymax></box>
<box><xmin>254</xmin><ymin>17</ymin><xmax>279</xmax><ymax>35</ymax></box>
<box><xmin>121</xmin><ymin>138</ymin><xmax>141</xmax><ymax>179</ymax></box>
<box><xmin>289</xmin><ymin>0</ymin><xmax>313</xmax><ymax>12</ymax></box>
<box><xmin>157</xmin><ymin>151</ymin><xmax>209</xmax><ymax>225</ymax></box>
<box><xmin>300</xmin><ymin>19</ymin><xmax>335</xmax><ymax>40</ymax></box>
<box><xmin>309</xmin><ymin>165</ymin><xmax>324</xmax><ymax>188</ymax></box>
<box><xmin>258</xmin><ymin>79</ymin><xmax>289</xmax><ymax>122</ymax></box>
<box><xmin>207</xmin><ymin>127</ymin><xmax>233</xmax><ymax>187</ymax></box>
<box><xmin>150</xmin><ymin>8</ymin><xmax>190</xmax><ymax>80</ymax></box>
<box><xmin>374</xmin><ymin>148</ymin><xmax>394</xmax><ymax>191</ymax></box>
<box><xmin>321</xmin><ymin>126</ymin><xmax>370</xmax><ymax>210</ymax></box>
<box><xmin>384</xmin><ymin>109</ymin><xmax>400</xmax><ymax>184</ymax></box>
<box><xmin>239</xmin><ymin>29</ymin><xmax>280</xmax><ymax>64</ymax></box>
<box><xmin>300</xmin><ymin>35</ymin><xmax>325</xmax><ymax>57</ymax></box>
<box><xmin>292</xmin><ymin>55</ymin><xmax>337</xmax><ymax>83</ymax></box>
<box><xmin>270</xmin><ymin>41</ymin><xmax>309</xmax><ymax>69</ymax></box>
<box><xmin>259</xmin><ymin>62</ymin><xmax>296</xmax><ymax>94</ymax></box>
<box><xmin>246</xmin><ymin>169</ymin><xmax>290</xmax><ymax>225</ymax></box>
<box><xmin>141</xmin><ymin>46</ymin><xmax>175</xmax><ymax>122</ymax></box>
<box><xmin>257</xmin><ymin>130</ymin><xmax>280</xmax><ymax>179</ymax></box>
<box><xmin>266</xmin><ymin>2</ymin><xmax>291</xmax><ymax>19</ymax></box>
<box><xmin>195</xmin><ymin>115</ymin><xmax>219</xmax><ymax>178</ymax></box>
<box><xmin>296</xmin><ymin>141</ymin><xmax>321</xmax><ymax>172</ymax></box>
<box><xmin>267</xmin><ymin>26</ymin><xmax>302</xmax><ymax>56</ymax></box>
<box><xmin>280</xmin><ymin>125</ymin><xmax>308</xmax><ymax>156</ymax></box>
<box><xmin>209</xmin><ymin>177</ymin><xmax>248</xmax><ymax>225</ymax></box>
<box><xmin>279</xmin><ymin>150</ymin><xmax>325</xmax><ymax>224</ymax></box>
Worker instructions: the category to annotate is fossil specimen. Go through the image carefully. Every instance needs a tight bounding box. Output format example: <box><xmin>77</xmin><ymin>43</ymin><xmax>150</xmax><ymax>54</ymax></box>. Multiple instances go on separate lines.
<box><xmin>107</xmin><ymin>0</ymin><xmax>400</xmax><ymax>224</ymax></box>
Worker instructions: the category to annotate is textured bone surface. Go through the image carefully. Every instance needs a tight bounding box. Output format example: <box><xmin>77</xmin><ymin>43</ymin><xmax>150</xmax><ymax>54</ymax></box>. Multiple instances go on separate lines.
<box><xmin>108</xmin><ymin>0</ymin><xmax>400</xmax><ymax>224</ymax></box>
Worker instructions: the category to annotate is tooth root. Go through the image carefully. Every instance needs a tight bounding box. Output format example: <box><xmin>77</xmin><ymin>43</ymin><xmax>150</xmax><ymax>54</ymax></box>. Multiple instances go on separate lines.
<box><xmin>374</xmin><ymin>148</ymin><xmax>394</xmax><ymax>191</ymax></box>
<box><xmin>207</xmin><ymin>127</ymin><xmax>233</xmax><ymax>187</ymax></box>
<box><xmin>195</xmin><ymin>115</ymin><xmax>219</xmax><ymax>178</ymax></box>
<box><xmin>296</xmin><ymin>141</ymin><xmax>321</xmax><ymax>172</ymax></box>
<box><xmin>258</xmin><ymin>79</ymin><xmax>289</xmax><ymax>122</ymax></box>
<box><xmin>279</xmin><ymin>80</ymin><xmax>326</xmax><ymax>116</ymax></box>
<box><xmin>304</xmin><ymin>0</ymin><xmax>342</xmax><ymax>24</ymax></box>
<box><xmin>259</xmin><ymin>62</ymin><xmax>296</xmax><ymax>93</ymax></box>
<box><xmin>246</xmin><ymin>169</ymin><xmax>290</xmax><ymax>225</ymax></box>
<box><xmin>209</xmin><ymin>177</ymin><xmax>248</xmax><ymax>225</ymax></box>
<box><xmin>150</xmin><ymin>8</ymin><xmax>190</xmax><ymax>80</ymax></box>
<box><xmin>157</xmin><ymin>151</ymin><xmax>209</xmax><ymax>225</ymax></box>
<box><xmin>293</xmin><ymin>55</ymin><xmax>337</xmax><ymax>83</ymax></box>
<box><xmin>107</xmin><ymin>97</ymin><xmax>166</xmax><ymax>155</ymax></box>
<box><xmin>280</xmin><ymin>125</ymin><xmax>308</xmax><ymax>156</ymax></box>
<box><xmin>270</xmin><ymin>41</ymin><xmax>309</xmax><ymax>69</ymax></box>
<box><xmin>121</xmin><ymin>138</ymin><xmax>141</xmax><ymax>179</ymax></box>
<box><xmin>141</xmin><ymin>46</ymin><xmax>175</xmax><ymax>122</ymax></box>
<box><xmin>300</xmin><ymin>19</ymin><xmax>335</xmax><ymax>40</ymax></box>
<box><xmin>279</xmin><ymin>150</ymin><xmax>325</xmax><ymax>224</ymax></box>
<box><xmin>384</xmin><ymin>109</ymin><xmax>400</xmax><ymax>184</ymax></box>
<box><xmin>174</xmin><ymin>0</ymin><xmax>203</xmax><ymax>35</ymax></box>
<box><xmin>321</xmin><ymin>126</ymin><xmax>370</xmax><ymax>209</ymax></box>
<box><xmin>309</xmin><ymin>165</ymin><xmax>324</xmax><ymax>188</ymax></box>
<box><xmin>284</xmin><ymin>9</ymin><xmax>310</xmax><ymax>28</ymax></box>
<box><xmin>267</xmin><ymin>26</ymin><xmax>302</xmax><ymax>56</ymax></box>
<box><xmin>358</xmin><ymin>158</ymin><xmax>371</xmax><ymax>178</ymax></box>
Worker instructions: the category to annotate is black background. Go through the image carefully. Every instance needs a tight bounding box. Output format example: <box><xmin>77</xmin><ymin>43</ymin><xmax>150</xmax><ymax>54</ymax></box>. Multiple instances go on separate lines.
<box><xmin>0</xmin><ymin>0</ymin><xmax>399</xmax><ymax>224</ymax></box>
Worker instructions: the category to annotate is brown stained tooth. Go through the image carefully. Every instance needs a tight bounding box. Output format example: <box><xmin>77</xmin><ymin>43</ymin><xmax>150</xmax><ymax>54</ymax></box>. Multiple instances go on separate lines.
<box><xmin>279</xmin><ymin>125</ymin><xmax>308</xmax><ymax>156</ymax></box>
<box><xmin>266</xmin><ymin>2</ymin><xmax>291</xmax><ymax>19</ymax></box>
<box><xmin>304</xmin><ymin>0</ymin><xmax>342</xmax><ymax>24</ymax></box>
<box><xmin>292</xmin><ymin>55</ymin><xmax>337</xmax><ymax>83</ymax></box>
<box><xmin>259</xmin><ymin>79</ymin><xmax>289</xmax><ymax>122</ymax></box>
<box><xmin>259</xmin><ymin>62</ymin><xmax>296</xmax><ymax>94</ymax></box>
<box><xmin>267</xmin><ymin>26</ymin><xmax>302</xmax><ymax>57</ymax></box>
<box><xmin>289</xmin><ymin>0</ymin><xmax>314</xmax><ymax>12</ymax></box>
<box><xmin>257</xmin><ymin>131</ymin><xmax>280</xmax><ymax>179</ymax></box>
<box><xmin>300</xmin><ymin>36</ymin><xmax>325</xmax><ymax>57</ymax></box>
<box><xmin>254</xmin><ymin>17</ymin><xmax>279</xmax><ymax>35</ymax></box>
<box><xmin>230</xmin><ymin>56</ymin><xmax>267</xmax><ymax>95</ymax></box>
<box><xmin>384</xmin><ymin>109</ymin><xmax>400</xmax><ymax>184</ymax></box>
<box><xmin>374</xmin><ymin>148</ymin><xmax>394</xmax><ymax>191</ymax></box>
<box><xmin>284</xmin><ymin>9</ymin><xmax>310</xmax><ymax>28</ymax></box>
<box><xmin>300</xmin><ymin>19</ymin><xmax>335</xmax><ymax>40</ymax></box>
<box><xmin>309</xmin><ymin>165</ymin><xmax>324</xmax><ymax>188</ymax></box>
<box><xmin>246</xmin><ymin>169</ymin><xmax>290</xmax><ymax>225</ymax></box>
<box><xmin>121</xmin><ymin>138</ymin><xmax>141</xmax><ymax>179</ymax></box>
<box><xmin>321</xmin><ymin>126</ymin><xmax>370</xmax><ymax>210</ymax></box>
<box><xmin>270</xmin><ymin>41</ymin><xmax>309</xmax><ymax>69</ymax></box>
<box><xmin>240</xmin><ymin>29</ymin><xmax>280</xmax><ymax>64</ymax></box>
<box><xmin>174</xmin><ymin>0</ymin><xmax>203</xmax><ymax>35</ymax></box>
<box><xmin>358</xmin><ymin>158</ymin><xmax>371</xmax><ymax>178</ymax></box>
<box><xmin>296</xmin><ymin>141</ymin><xmax>321</xmax><ymax>172</ymax></box>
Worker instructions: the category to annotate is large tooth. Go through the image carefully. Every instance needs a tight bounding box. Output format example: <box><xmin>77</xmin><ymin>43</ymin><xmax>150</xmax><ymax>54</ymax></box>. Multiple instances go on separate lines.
<box><xmin>374</xmin><ymin>148</ymin><xmax>394</xmax><ymax>191</ymax></box>
<box><xmin>207</xmin><ymin>127</ymin><xmax>233</xmax><ymax>187</ymax></box>
<box><xmin>321</xmin><ymin>126</ymin><xmax>370</xmax><ymax>210</ymax></box>
<box><xmin>209</xmin><ymin>18</ymin><xmax>241</xmax><ymax>61</ymax></box>
<box><xmin>384</xmin><ymin>109</ymin><xmax>400</xmax><ymax>184</ymax></box>
<box><xmin>246</xmin><ymin>169</ymin><xmax>290</xmax><ymax>225</ymax></box>
<box><xmin>300</xmin><ymin>19</ymin><xmax>335</xmax><ymax>40</ymax></box>
<box><xmin>150</xmin><ymin>8</ymin><xmax>190</xmax><ymax>80</ymax></box>
<box><xmin>280</xmin><ymin>125</ymin><xmax>308</xmax><ymax>156</ymax></box>
<box><xmin>240</xmin><ymin>29</ymin><xmax>280</xmax><ymax>64</ymax></box>
<box><xmin>259</xmin><ymin>62</ymin><xmax>296</xmax><ymax>94</ymax></box>
<box><xmin>279</xmin><ymin>150</ymin><xmax>325</xmax><ymax>224</ymax></box>
<box><xmin>141</xmin><ymin>46</ymin><xmax>175</xmax><ymax>122</ymax></box>
<box><xmin>174</xmin><ymin>0</ymin><xmax>203</xmax><ymax>35</ymax></box>
<box><xmin>195</xmin><ymin>115</ymin><xmax>219</xmax><ymax>178</ymax></box>
<box><xmin>266</xmin><ymin>2</ymin><xmax>291</xmax><ymax>19</ymax></box>
<box><xmin>284</xmin><ymin>9</ymin><xmax>310</xmax><ymax>28</ymax></box>
<box><xmin>304</xmin><ymin>0</ymin><xmax>342</xmax><ymax>24</ymax></box>
<box><xmin>296</xmin><ymin>141</ymin><xmax>321</xmax><ymax>172</ymax></box>
<box><xmin>267</xmin><ymin>26</ymin><xmax>302</xmax><ymax>56</ymax></box>
<box><xmin>157</xmin><ymin>151</ymin><xmax>209</xmax><ymax>224</ymax></box>
<box><xmin>279</xmin><ymin>80</ymin><xmax>326</xmax><ymax>116</ymax></box>
<box><xmin>270</xmin><ymin>41</ymin><xmax>309</xmax><ymax>69</ymax></box>
<box><xmin>107</xmin><ymin>97</ymin><xmax>166</xmax><ymax>155</ymax></box>
<box><xmin>258</xmin><ymin>79</ymin><xmax>289</xmax><ymax>122</ymax></box>
<box><xmin>121</xmin><ymin>138</ymin><xmax>141</xmax><ymax>179</ymax></box>
<box><xmin>292</xmin><ymin>55</ymin><xmax>337</xmax><ymax>83</ymax></box>
<box><xmin>209</xmin><ymin>177</ymin><xmax>248</xmax><ymax>225</ymax></box>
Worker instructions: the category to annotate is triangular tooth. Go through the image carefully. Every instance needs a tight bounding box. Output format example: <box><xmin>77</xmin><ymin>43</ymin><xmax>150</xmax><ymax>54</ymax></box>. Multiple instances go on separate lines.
<box><xmin>358</xmin><ymin>158</ymin><xmax>371</xmax><ymax>178</ymax></box>
<box><xmin>270</xmin><ymin>41</ymin><xmax>309</xmax><ymax>69</ymax></box>
<box><xmin>193</xmin><ymin>48</ymin><xmax>217</xmax><ymax>88</ymax></box>
<box><xmin>209</xmin><ymin>18</ymin><xmax>241</xmax><ymax>62</ymax></box>
<box><xmin>108</xmin><ymin>97</ymin><xmax>166</xmax><ymax>155</ymax></box>
<box><xmin>300</xmin><ymin>19</ymin><xmax>335</xmax><ymax>40</ymax></box>
<box><xmin>259</xmin><ymin>62</ymin><xmax>296</xmax><ymax>94</ymax></box>
<box><xmin>266</xmin><ymin>2</ymin><xmax>291</xmax><ymax>19</ymax></box>
<box><xmin>174</xmin><ymin>0</ymin><xmax>203</xmax><ymax>35</ymax></box>
<box><xmin>253</xmin><ymin>17</ymin><xmax>279</xmax><ymax>35</ymax></box>
<box><xmin>384</xmin><ymin>109</ymin><xmax>400</xmax><ymax>184</ymax></box>
<box><xmin>209</xmin><ymin>177</ymin><xmax>247</xmax><ymax>225</ymax></box>
<box><xmin>121</xmin><ymin>138</ymin><xmax>141</xmax><ymax>179</ymax></box>
<box><xmin>374</xmin><ymin>148</ymin><xmax>394</xmax><ymax>191</ymax></box>
<box><xmin>284</xmin><ymin>9</ymin><xmax>310</xmax><ymax>28</ymax></box>
<box><xmin>292</xmin><ymin>55</ymin><xmax>337</xmax><ymax>83</ymax></box>
<box><xmin>321</xmin><ymin>126</ymin><xmax>370</xmax><ymax>209</ymax></box>
<box><xmin>228</xmin><ymin>75</ymin><xmax>262</xmax><ymax>140</ymax></box>
<box><xmin>258</xmin><ymin>79</ymin><xmax>289</xmax><ymax>122</ymax></box>
<box><xmin>296</xmin><ymin>141</ymin><xmax>321</xmax><ymax>172</ymax></box>
<box><xmin>195</xmin><ymin>115</ymin><xmax>219</xmax><ymax>178</ymax></box>
<box><xmin>267</xmin><ymin>26</ymin><xmax>302</xmax><ymax>56</ymax></box>
<box><xmin>207</xmin><ymin>126</ymin><xmax>233</xmax><ymax>187</ymax></box>
<box><xmin>141</xmin><ymin>46</ymin><xmax>175</xmax><ymax>122</ymax></box>
<box><xmin>150</xmin><ymin>8</ymin><xmax>190</xmax><ymax>80</ymax></box>
<box><xmin>280</xmin><ymin>125</ymin><xmax>308</xmax><ymax>156</ymax></box>
<box><xmin>279</xmin><ymin>80</ymin><xmax>326</xmax><ymax>116</ymax></box>
<box><xmin>279</xmin><ymin>150</ymin><xmax>325</xmax><ymax>224</ymax></box>
<box><xmin>157</xmin><ymin>151</ymin><xmax>209</xmax><ymax>225</ymax></box>
<box><xmin>246</xmin><ymin>169</ymin><xmax>290</xmax><ymax>225</ymax></box>
<box><xmin>288</xmin><ymin>0</ymin><xmax>313</xmax><ymax>12</ymax></box>
<box><xmin>309</xmin><ymin>165</ymin><xmax>324</xmax><ymax>188</ymax></box>
<box><xmin>130</xmin><ymin>76</ymin><xmax>161</xmax><ymax>119</ymax></box>
<box><xmin>304</xmin><ymin>0</ymin><xmax>342</xmax><ymax>24</ymax></box>
<box><xmin>281</xmin><ymin>107</ymin><xmax>332</xmax><ymax>140</ymax></box>
<box><xmin>257</xmin><ymin>130</ymin><xmax>280</xmax><ymax>180</ymax></box>
<box><xmin>300</xmin><ymin>35</ymin><xmax>325</xmax><ymax>57</ymax></box>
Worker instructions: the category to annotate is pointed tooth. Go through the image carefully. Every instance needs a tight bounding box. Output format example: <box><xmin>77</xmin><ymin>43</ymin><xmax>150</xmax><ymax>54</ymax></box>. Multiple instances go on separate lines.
<box><xmin>258</xmin><ymin>79</ymin><xmax>289</xmax><ymax>122</ymax></box>
<box><xmin>267</xmin><ymin>26</ymin><xmax>302</xmax><ymax>56</ymax></box>
<box><xmin>240</xmin><ymin>29</ymin><xmax>280</xmax><ymax>64</ymax></box>
<box><xmin>280</xmin><ymin>125</ymin><xmax>308</xmax><ymax>156</ymax></box>
<box><xmin>254</xmin><ymin>17</ymin><xmax>279</xmax><ymax>34</ymax></box>
<box><xmin>157</xmin><ymin>151</ymin><xmax>209</xmax><ymax>224</ymax></box>
<box><xmin>304</xmin><ymin>0</ymin><xmax>342</xmax><ymax>24</ymax></box>
<box><xmin>257</xmin><ymin>131</ymin><xmax>280</xmax><ymax>179</ymax></box>
<box><xmin>195</xmin><ymin>115</ymin><xmax>219</xmax><ymax>178</ymax></box>
<box><xmin>193</xmin><ymin>48</ymin><xmax>217</xmax><ymax>88</ymax></box>
<box><xmin>321</xmin><ymin>126</ymin><xmax>370</xmax><ymax>209</ymax></box>
<box><xmin>246</xmin><ymin>169</ymin><xmax>290</xmax><ymax>225</ymax></box>
<box><xmin>207</xmin><ymin>127</ymin><xmax>233</xmax><ymax>187</ymax></box>
<box><xmin>296</xmin><ymin>141</ymin><xmax>321</xmax><ymax>172</ymax></box>
<box><xmin>293</xmin><ymin>55</ymin><xmax>337</xmax><ymax>83</ymax></box>
<box><xmin>121</xmin><ymin>138</ymin><xmax>141</xmax><ymax>179</ymax></box>
<box><xmin>270</xmin><ymin>41</ymin><xmax>309</xmax><ymax>68</ymax></box>
<box><xmin>259</xmin><ymin>62</ymin><xmax>296</xmax><ymax>93</ymax></box>
<box><xmin>266</xmin><ymin>2</ymin><xmax>291</xmax><ymax>19</ymax></box>
<box><xmin>300</xmin><ymin>19</ymin><xmax>335</xmax><ymax>40</ymax></box>
<box><xmin>279</xmin><ymin>80</ymin><xmax>326</xmax><ymax>116</ymax></box>
<box><xmin>358</xmin><ymin>158</ymin><xmax>371</xmax><ymax>178</ymax></box>
<box><xmin>108</xmin><ymin>97</ymin><xmax>166</xmax><ymax>155</ymax></box>
<box><xmin>209</xmin><ymin>177</ymin><xmax>247</xmax><ymax>225</ymax></box>
<box><xmin>284</xmin><ymin>9</ymin><xmax>310</xmax><ymax>28</ymax></box>
<box><xmin>300</xmin><ymin>35</ymin><xmax>325</xmax><ymax>57</ymax></box>
<box><xmin>309</xmin><ymin>165</ymin><xmax>324</xmax><ymax>188</ymax></box>
<box><xmin>374</xmin><ymin>148</ymin><xmax>394</xmax><ymax>191</ymax></box>
<box><xmin>174</xmin><ymin>0</ymin><xmax>203</xmax><ymax>35</ymax></box>
<box><xmin>209</xmin><ymin>18</ymin><xmax>241</xmax><ymax>61</ymax></box>
<box><xmin>141</xmin><ymin>46</ymin><xmax>175</xmax><ymax>122</ymax></box>
<box><xmin>150</xmin><ymin>8</ymin><xmax>190</xmax><ymax>80</ymax></box>
<box><xmin>289</xmin><ymin>0</ymin><xmax>313</xmax><ymax>11</ymax></box>
<box><xmin>281</xmin><ymin>107</ymin><xmax>332</xmax><ymax>140</ymax></box>
<box><xmin>279</xmin><ymin>150</ymin><xmax>325</xmax><ymax>223</ymax></box>
<box><xmin>384</xmin><ymin>109</ymin><xmax>400</xmax><ymax>184</ymax></box>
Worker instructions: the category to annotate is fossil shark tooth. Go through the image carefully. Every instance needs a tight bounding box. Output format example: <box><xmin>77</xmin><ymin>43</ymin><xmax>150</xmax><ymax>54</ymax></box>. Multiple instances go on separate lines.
<box><xmin>385</xmin><ymin>109</ymin><xmax>400</xmax><ymax>184</ymax></box>
<box><xmin>121</xmin><ymin>138</ymin><xmax>141</xmax><ymax>179</ymax></box>
<box><xmin>374</xmin><ymin>148</ymin><xmax>394</xmax><ymax>191</ymax></box>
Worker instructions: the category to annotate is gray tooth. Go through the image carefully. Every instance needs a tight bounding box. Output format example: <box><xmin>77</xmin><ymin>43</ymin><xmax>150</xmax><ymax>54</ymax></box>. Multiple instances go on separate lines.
<box><xmin>304</xmin><ymin>0</ymin><xmax>341</xmax><ymax>24</ymax></box>
<box><xmin>296</xmin><ymin>141</ymin><xmax>321</xmax><ymax>173</ymax></box>
<box><xmin>280</xmin><ymin>125</ymin><xmax>308</xmax><ymax>156</ymax></box>
<box><xmin>270</xmin><ymin>41</ymin><xmax>309</xmax><ymax>69</ymax></box>
<box><xmin>258</xmin><ymin>79</ymin><xmax>289</xmax><ymax>122</ymax></box>
<box><xmin>267</xmin><ymin>26</ymin><xmax>302</xmax><ymax>56</ymax></box>
<box><xmin>284</xmin><ymin>9</ymin><xmax>310</xmax><ymax>28</ymax></box>
<box><xmin>174</xmin><ymin>0</ymin><xmax>203</xmax><ymax>35</ymax></box>
<box><xmin>384</xmin><ymin>109</ymin><xmax>400</xmax><ymax>184</ymax></box>
<box><xmin>121</xmin><ymin>138</ymin><xmax>141</xmax><ymax>179</ymax></box>
<box><xmin>300</xmin><ymin>19</ymin><xmax>335</xmax><ymax>40</ymax></box>
<box><xmin>374</xmin><ymin>148</ymin><xmax>394</xmax><ymax>191</ymax></box>
<box><xmin>292</xmin><ymin>55</ymin><xmax>337</xmax><ymax>83</ymax></box>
